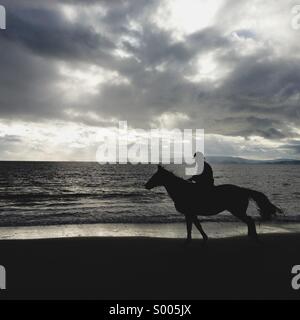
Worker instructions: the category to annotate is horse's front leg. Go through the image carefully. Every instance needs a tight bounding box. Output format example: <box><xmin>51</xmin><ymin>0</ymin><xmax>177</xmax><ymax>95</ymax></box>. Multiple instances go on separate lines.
<box><xmin>184</xmin><ymin>215</ymin><xmax>193</xmax><ymax>245</ymax></box>
<box><xmin>192</xmin><ymin>215</ymin><xmax>208</xmax><ymax>243</ymax></box>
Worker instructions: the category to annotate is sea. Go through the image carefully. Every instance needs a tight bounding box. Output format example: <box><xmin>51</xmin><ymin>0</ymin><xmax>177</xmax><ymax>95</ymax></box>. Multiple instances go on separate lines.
<box><xmin>0</xmin><ymin>161</ymin><xmax>299</xmax><ymax>229</ymax></box>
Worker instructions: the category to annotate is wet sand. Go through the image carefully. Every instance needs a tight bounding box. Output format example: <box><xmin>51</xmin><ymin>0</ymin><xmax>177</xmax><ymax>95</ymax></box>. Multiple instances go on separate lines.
<box><xmin>0</xmin><ymin>221</ymin><xmax>296</xmax><ymax>240</ymax></box>
<box><xmin>0</xmin><ymin>233</ymin><xmax>300</xmax><ymax>300</ymax></box>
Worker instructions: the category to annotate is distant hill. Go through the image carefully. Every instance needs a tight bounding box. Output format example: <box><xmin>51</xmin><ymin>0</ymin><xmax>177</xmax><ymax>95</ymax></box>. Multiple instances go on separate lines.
<box><xmin>206</xmin><ymin>156</ymin><xmax>300</xmax><ymax>165</ymax></box>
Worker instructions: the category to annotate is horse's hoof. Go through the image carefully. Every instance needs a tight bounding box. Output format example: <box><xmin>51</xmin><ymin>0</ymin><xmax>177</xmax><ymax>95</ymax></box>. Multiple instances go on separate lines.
<box><xmin>184</xmin><ymin>239</ymin><xmax>192</xmax><ymax>246</ymax></box>
<box><xmin>201</xmin><ymin>239</ymin><xmax>208</xmax><ymax>246</ymax></box>
<box><xmin>254</xmin><ymin>238</ymin><xmax>263</xmax><ymax>245</ymax></box>
<box><xmin>250</xmin><ymin>236</ymin><xmax>263</xmax><ymax>245</ymax></box>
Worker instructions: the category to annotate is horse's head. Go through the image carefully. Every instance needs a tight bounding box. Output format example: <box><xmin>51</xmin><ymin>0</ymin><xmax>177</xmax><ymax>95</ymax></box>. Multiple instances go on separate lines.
<box><xmin>145</xmin><ymin>165</ymin><xmax>170</xmax><ymax>190</ymax></box>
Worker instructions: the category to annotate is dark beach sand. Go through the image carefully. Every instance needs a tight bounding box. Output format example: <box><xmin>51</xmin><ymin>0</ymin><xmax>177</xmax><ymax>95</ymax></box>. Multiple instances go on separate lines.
<box><xmin>1</xmin><ymin>234</ymin><xmax>300</xmax><ymax>300</ymax></box>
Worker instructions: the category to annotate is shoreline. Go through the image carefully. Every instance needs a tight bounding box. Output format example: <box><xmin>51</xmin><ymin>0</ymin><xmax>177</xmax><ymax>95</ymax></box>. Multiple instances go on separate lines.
<box><xmin>0</xmin><ymin>221</ymin><xmax>299</xmax><ymax>240</ymax></box>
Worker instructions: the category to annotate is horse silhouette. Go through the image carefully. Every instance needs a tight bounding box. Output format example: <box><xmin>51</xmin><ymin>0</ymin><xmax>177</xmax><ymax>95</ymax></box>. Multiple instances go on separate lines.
<box><xmin>145</xmin><ymin>165</ymin><xmax>282</xmax><ymax>243</ymax></box>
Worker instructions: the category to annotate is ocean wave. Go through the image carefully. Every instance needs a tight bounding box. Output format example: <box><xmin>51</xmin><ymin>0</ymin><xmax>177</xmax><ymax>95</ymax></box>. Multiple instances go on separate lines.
<box><xmin>0</xmin><ymin>191</ymin><xmax>157</xmax><ymax>202</ymax></box>
<box><xmin>0</xmin><ymin>212</ymin><xmax>299</xmax><ymax>227</ymax></box>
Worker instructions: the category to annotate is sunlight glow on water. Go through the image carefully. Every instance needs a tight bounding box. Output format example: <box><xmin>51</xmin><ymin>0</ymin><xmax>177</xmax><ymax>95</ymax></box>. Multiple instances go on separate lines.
<box><xmin>0</xmin><ymin>222</ymin><xmax>295</xmax><ymax>240</ymax></box>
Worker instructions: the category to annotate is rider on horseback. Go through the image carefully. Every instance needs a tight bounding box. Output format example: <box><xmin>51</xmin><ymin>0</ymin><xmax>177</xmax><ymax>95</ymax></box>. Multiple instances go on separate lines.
<box><xmin>188</xmin><ymin>152</ymin><xmax>214</xmax><ymax>189</ymax></box>
<box><xmin>145</xmin><ymin>157</ymin><xmax>282</xmax><ymax>243</ymax></box>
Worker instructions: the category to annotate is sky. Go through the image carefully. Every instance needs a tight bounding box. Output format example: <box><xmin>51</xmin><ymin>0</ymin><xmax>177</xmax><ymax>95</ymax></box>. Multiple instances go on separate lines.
<box><xmin>0</xmin><ymin>0</ymin><xmax>300</xmax><ymax>161</ymax></box>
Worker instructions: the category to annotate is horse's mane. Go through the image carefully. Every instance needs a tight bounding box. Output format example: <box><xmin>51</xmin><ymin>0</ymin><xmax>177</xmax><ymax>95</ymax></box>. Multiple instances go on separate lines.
<box><xmin>160</xmin><ymin>166</ymin><xmax>191</xmax><ymax>184</ymax></box>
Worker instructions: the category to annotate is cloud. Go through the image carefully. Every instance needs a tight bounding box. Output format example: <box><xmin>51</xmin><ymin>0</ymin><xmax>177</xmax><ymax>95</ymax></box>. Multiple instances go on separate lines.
<box><xmin>0</xmin><ymin>0</ymin><xmax>299</xmax><ymax>160</ymax></box>
<box><xmin>281</xmin><ymin>140</ymin><xmax>300</xmax><ymax>154</ymax></box>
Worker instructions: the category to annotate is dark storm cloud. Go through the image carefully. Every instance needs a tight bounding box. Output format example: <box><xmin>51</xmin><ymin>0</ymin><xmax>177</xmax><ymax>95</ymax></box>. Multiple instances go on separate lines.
<box><xmin>0</xmin><ymin>38</ymin><xmax>63</xmax><ymax>119</ymax></box>
<box><xmin>214</xmin><ymin>116</ymin><xmax>288</xmax><ymax>139</ymax></box>
<box><xmin>222</xmin><ymin>56</ymin><xmax>300</xmax><ymax>109</ymax></box>
<box><xmin>79</xmin><ymin>23</ymin><xmax>233</xmax><ymax>127</ymax></box>
<box><xmin>0</xmin><ymin>0</ymin><xmax>299</xmax><ymax>151</ymax></box>
<box><xmin>0</xmin><ymin>0</ymin><xmax>117</xmax><ymax>120</ymax></box>
<box><xmin>214</xmin><ymin>54</ymin><xmax>300</xmax><ymax>138</ymax></box>
<box><xmin>3</xmin><ymin>3</ymin><xmax>115</xmax><ymax>61</ymax></box>
<box><xmin>187</xmin><ymin>27</ymin><xmax>231</xmax><ymax>51</ymax></box>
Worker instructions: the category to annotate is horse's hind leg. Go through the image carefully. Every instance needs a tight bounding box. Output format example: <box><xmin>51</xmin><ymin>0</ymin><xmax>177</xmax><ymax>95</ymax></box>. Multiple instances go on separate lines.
<box><xmin>184</xmin><ymin>215</ymin><xmax>193</xmax><ymax>245</ymax></box>
<box><xmin>241</xmin><ymin>215</ymin><xmax>257</xmax><ymax>239</ymax></box>
<box><xmin>192</xmin><ymin>215</ymin><xmax>208</xmax><ymax>242</ymax></box>
<box><xmin>231</xmin><ymin>210</ymin><xmax>258</xmax><ymax>240</ymax></box>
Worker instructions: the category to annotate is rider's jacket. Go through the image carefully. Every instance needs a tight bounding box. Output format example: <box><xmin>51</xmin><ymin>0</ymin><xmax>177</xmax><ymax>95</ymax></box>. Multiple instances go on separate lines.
<box><xmin>188</xmin><ymin>161</ymin><xmax>214</xmax><ymax>187</ymax></box>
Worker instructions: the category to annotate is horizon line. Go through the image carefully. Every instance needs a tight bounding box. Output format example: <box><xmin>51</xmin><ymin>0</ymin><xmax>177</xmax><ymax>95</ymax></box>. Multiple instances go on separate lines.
<box><xmin>0</xmin><ymin>156</ymin><xmax>299</xmax><ymax>163</ymax></box>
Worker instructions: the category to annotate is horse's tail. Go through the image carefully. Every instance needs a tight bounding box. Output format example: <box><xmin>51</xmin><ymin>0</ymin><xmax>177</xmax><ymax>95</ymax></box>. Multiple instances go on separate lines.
<box><xmin>245</xmin><ymin>188</ymin><xmax>283</xmax><ymax>221</ymax></box>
